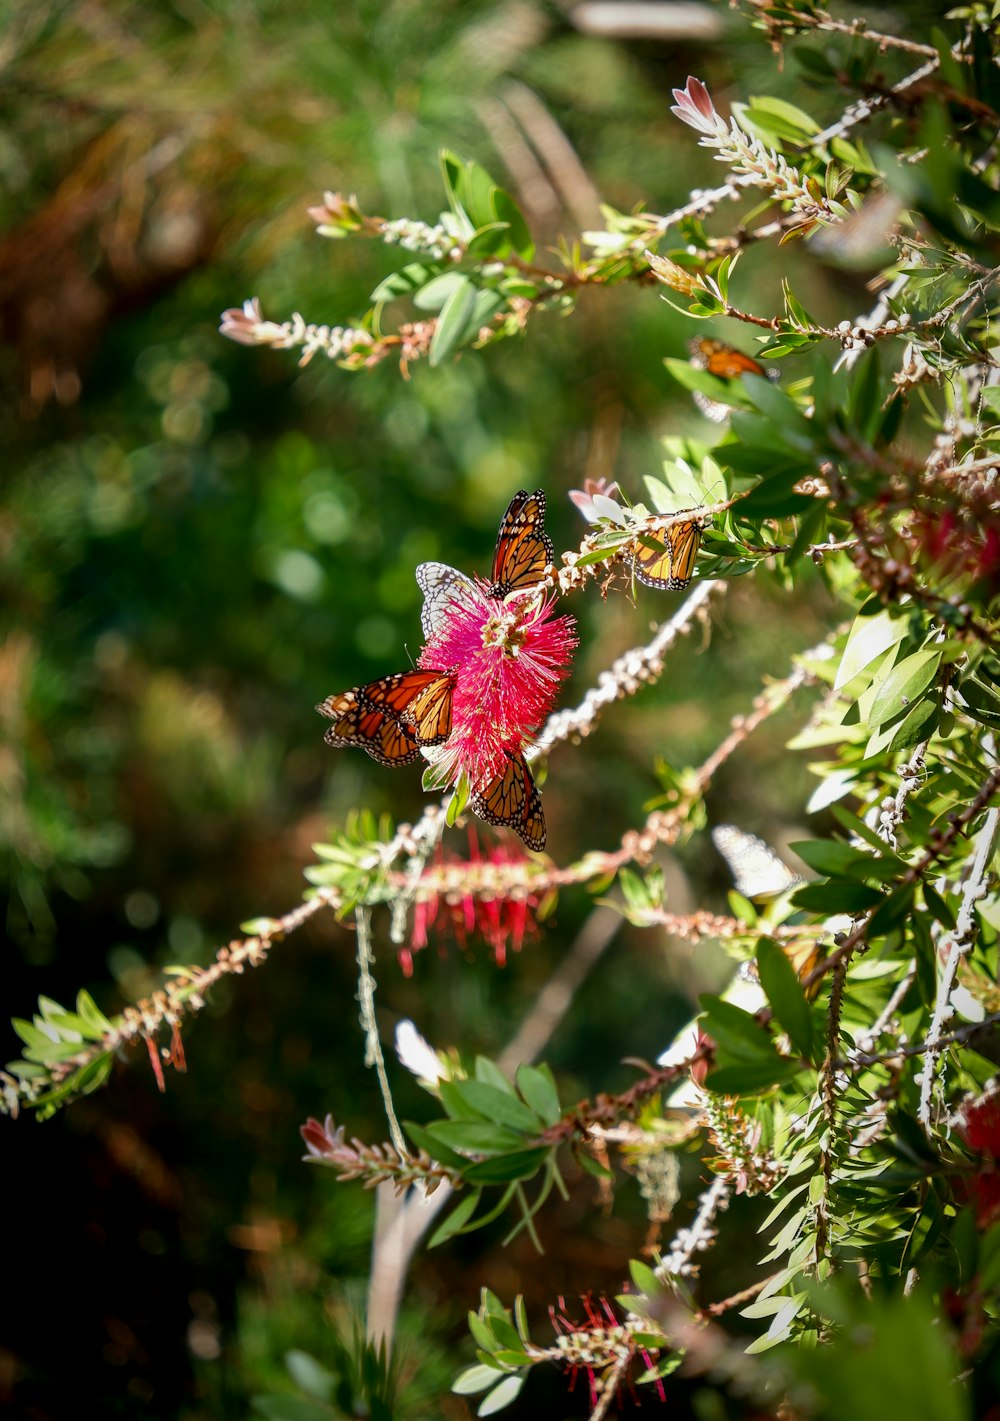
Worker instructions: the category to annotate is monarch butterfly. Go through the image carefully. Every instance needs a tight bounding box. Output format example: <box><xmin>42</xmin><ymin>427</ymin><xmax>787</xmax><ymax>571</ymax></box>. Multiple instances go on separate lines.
<box><xmin>711</xmin><ymin>824</ymin><xmax>800</xmax><ymax>899</ymax></box>
<box><xmin>415</xmin><ymin>561</ymin><xmax>476</xmax><ymax>640</ymax></box>
<box><xmin>470</xmin><ymin>750</ymin><xmax>546</xmax><ymax>851</ymax></box>
<box><xmin>489</xmin><ymin>489</ymin><xmax>554</xmax><ymax>597</ymax></box>
<box><xmin>689</xmin><ymin>336</ymin><xmax>769</xmax><ymax>381</ymax></box>
<box><xmin>687</xmin><ymin>337</ymin><xmax>778</xmax><ymax>422</ymax></box>
<box><xmin>316</xmin><ymin>669</ymin><xmax>454</xmax><ymax>766</ymax></box>
<box><xmin>629</xmin><ymin>516</ymin><xmax>702</xmax><ymax>590</ymax></box>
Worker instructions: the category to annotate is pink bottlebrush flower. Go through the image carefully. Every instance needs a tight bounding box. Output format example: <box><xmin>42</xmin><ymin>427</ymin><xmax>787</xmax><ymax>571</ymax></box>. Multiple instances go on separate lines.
<box><xmin>417</xmin><ymin>581</ymin><xmax>576</xmax><ymax>797</ymax></box>
<box><xmin>402</xmin><ymin>833</ymin><xmax>542</xmax><ymax>974</ymax></box>
<box><xmin>670</xmin><ymin>76</ymin><xmax>726</xmax><ymax>139</ymax></box>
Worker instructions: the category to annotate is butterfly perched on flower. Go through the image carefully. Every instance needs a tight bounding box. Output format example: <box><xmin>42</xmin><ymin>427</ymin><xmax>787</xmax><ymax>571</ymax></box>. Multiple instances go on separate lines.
<box><xmin>470</xmin><ymin>749</ymin><xmax>546</xmax><ymax>851</ymax></box>
<box><xmin>319</xmin><ymin>490</ymin><xmax>573</xmax><ymax>852</ymax></box>
<box><xmin>317</xmin><ymin>669</ymin><xmax>454</xmax><ymax>766</ymax></box>
<box><xmin>687</xmin><ymin>336</ymin><xmax>778</xmax><ymax>422</ymax></box>
<box><xmin>488</xmin><ymin>488</ymin><xmax>554</xmax><ymax>597</ymax></box>
<box><xmin>628</xmin><ymin>515</ymin><xmax>703</xmax><ymax>590</ymax></box>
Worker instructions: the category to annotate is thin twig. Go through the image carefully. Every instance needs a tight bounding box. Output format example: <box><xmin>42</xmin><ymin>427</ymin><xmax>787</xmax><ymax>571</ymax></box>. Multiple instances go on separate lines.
<box><xmin>355</xmin><ymin>907</ymin><xmax>409</xmax><ymax>1160</ymax></box>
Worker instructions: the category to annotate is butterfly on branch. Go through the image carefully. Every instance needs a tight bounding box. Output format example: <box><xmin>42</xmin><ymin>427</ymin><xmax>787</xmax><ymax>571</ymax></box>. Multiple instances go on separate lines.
<box><xmin>687</xmin><ymin>336</ymin><xmax>779</xmax><ymax>422</ymax></box>
<box><xmin>628</xmin><ymin>515</ymin><xmax>703</xmax><ymax>590</ymax></box>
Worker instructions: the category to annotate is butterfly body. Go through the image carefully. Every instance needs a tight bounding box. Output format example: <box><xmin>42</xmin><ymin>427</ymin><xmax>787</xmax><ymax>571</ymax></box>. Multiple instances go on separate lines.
<box><xmin>629</xmin><ymin>515</ymin><xmax>703</xmax><ymax>590</ymax></box>
<box><xmin>687</xmin><ymin>336</ymin><xmax>778</xmax><ymax>423</ymax></box>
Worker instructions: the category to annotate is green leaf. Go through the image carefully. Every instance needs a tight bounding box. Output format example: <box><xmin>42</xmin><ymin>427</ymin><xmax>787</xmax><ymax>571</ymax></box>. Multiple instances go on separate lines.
<box><xmin>704</xmin><ymin>1057</ymin><xmax>801</xmax><ymax>1095</ymax></box>
<box><xmin>285</xmin><ymin>1351</ymin><xmax>335</xmax><ymax>1402</ymax></box>
<box><xmin>429</xmin><ymin>277</ymin><xmax>477</xmax><ymax>366</ymax></box>
<box><xmin>629</xmin><ymin>1259</ymin><xmax>662</xmax><ymax>1296</ymax></box>
<box><xmin>790</xmin><ymin>839</ymin><xmax>901</xmax><ymax>881</ymax></box>
<box><xmin>461</xmin><ymin>159</ymin><xmax>501</xmax><ymax>229</ymax></box>
<box><xmin>864</xmin><ymin>885</ymin><xmax>915</xmax><ymax>940</ymax></box>
<box><xmin>463</xmin><ymin>1149</ymin><xmax>549</xmax><ymax>1185</ymax></box>
<box><xmin>440</xmin><ymin>149</ymin><xmax>465</xmax><ymax>213</ymax></box>
<box><xmin>440</xmin><ymin>1080</ymin><xmax>496</xmax><ymax>1122</ymax></box>
<box><xmin>427</xmin><ymin>1121</ymin><xmax>529</xmax><ymax>1155</ymax></box>
<box><xmin>961</xmin><ymin>675</ymin><xmax>1000</xmax><ymax>727</ymax></box>
<box><xmin>76</xmin><ymin>990</ymin><xmax>114</xmax><ymax>1036</ymax></box>
<box><xmin>371</xmin><ymin>260</ymin><xmax>446</xmax><ymax>303</ymax></box>
<box><xmin>428</xmin><ymin>1190</ymin><xmax>482</xmax><ymax>1247</ymax></box>
<box><xmin>455</xmin><ymin>1081</ymin><xmax>542</xmax><ymax>1134</ymax></box>
<box><xmin>865</xmin><ymin>648</ymin><xmax>942</xmax><ymax>729</ymax></box>
<box><xmin>922</xmin><ymin>881</ymin><xmax>956</xmax><ymax>929</ymax></box>
<box><xmin>864</xmin><ymin>693</ymin><xmax>939</xmax><ymax>758</ymax></box>
<box><xmin>828</xmin><ymin>804</ymin><xmax>890</xmax><ymax>854</ymax></box>
<box><xmin>756</xmin><ymin>937</ymin><xmax>815</xmax><ymax>1061</ymax></box>
<box><xmin>412</xmin><ymin>270</ymin><xmax>469</xmax><ymax>313</ymax></box>
<box><xmin>792</xmin><ymin>881</ymin><xmax>883</xmax><ymax>913</ymax></box>
<box><xmin>454</xmin><ymin>1364</ymin><xmax>503</xmax><ymax>1396</ymax></box>
<box><xmin>515</xmin><ymin>1064</ymin><xmax>561</xmax><ymax>1125</ymax></box>
<box><xmin>403</xmin><ymin>1120</ymin><xmax>468</xmax><ymax>1168</ymax></box>
<box><xmin>575</xmin><ymin>1149</ymin><xmax>614</xmax><ymax>1180</ymax></box>
<box><xmin>834</xmin><ymin>609</ymin><xmax>908</xmax><ymax>694</ymax></box>
<box><xmin>699</xmin><ymin>994</ymin><xmax>772</xmax><ymax>1058</ymax></box>
<box><xmin>493</xmin><ymin>189</ymin><xmax>534</xmax><ymax>259</ymax></box>
<box><xmin>478</xmin><ymin>1375</ymin><xmax>525</xmax><ymax>1416</ymax></box>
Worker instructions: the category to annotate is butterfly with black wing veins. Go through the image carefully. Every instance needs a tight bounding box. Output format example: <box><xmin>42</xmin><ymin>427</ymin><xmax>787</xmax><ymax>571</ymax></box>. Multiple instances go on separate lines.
<box><xmin>687</xmin><ymin>336</ymin><xmax>779</xmax><ymax>423</ymax></box>
<box><xmin>628</xmin><ymin>514</ymin><xmax>704</xmax><ymax>591</ymax></box>
<box><xmin>318</xmin><ymin>490</ymin><xmax>575</xmax><ymax>850</ymax></box>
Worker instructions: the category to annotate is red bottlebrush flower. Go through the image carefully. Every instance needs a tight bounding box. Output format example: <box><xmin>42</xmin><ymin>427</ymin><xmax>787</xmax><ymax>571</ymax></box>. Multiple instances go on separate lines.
<box><xmin>954</xmin><ymin>1086</ymin><xmax>1000</xmax><ymax>1227</ymax></box>
<box><xmin>401</xmin><ymin>832</ymin><xmax>542</xmax><ymax>974</ymax></box>
<box><xmin>911</xmin><ymin>506</ymin><xmax>1000</xmax><ymax>595</ymax></box>
<box><xmin>417</xmin><ymin>580</ymin><xmax>576</xmax><ymax>797</ymax></box>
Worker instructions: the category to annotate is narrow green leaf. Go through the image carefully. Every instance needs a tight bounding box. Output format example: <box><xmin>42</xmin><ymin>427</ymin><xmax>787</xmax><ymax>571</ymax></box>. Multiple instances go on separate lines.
<box><xmin>704</xmin><ymin>1057</ymin><xmax>801</xmax><ymax>1095</ymax></box>
<box><xmin>478</xmin><ymin>1375</ymin><xmax>525</xmax><ymax>1416</ymax></box>
<box><xmin>403</xmin><ymin>1120</ymin><xmax>468</xmax><ymax>1168</ymax></box>
<box><xmin>515</xmin><ymin>1064</ymin><xmax>561</xmax><ymax>1125</ymax></box>
<box><xmin>463</xmin><ymin>1149</ymin><xmax>549</xmax><ymax>1185</ymax></box>
<box><xmin>756</xmin><ymin>937</ymin><xmax>814</xmax><ymax>1061</ymax></box>
<box><xmin>454</xmin><ymin>1364</ymin><xmax>503</xmax><ymax>1396</ymax></box>
<box><xmin>428</xmin><ymin>1191</ymin><xmax>482</xmax><ymax>1248</ymax></box>
<box><xmin>428</xmin><ymin>1120</ymin><xmax>528</xmax><ymax>1154</ymax></box>
<box><xmin>429</xmin><ymin>277</ymin><xmax>477</xmax><ymax>365</ymax></box>
<box><xmin>834</xmin><ymin>609</ymin><xmax>908</xmax><ymax>693</ymax></box>
<box><xmin>284</xmin><ymin>1351</ymin><xmax>334</xmax><ymax>1402</ymax></box>
<box><xmin>866</xmin><ymin>648</ymin><xmax>942</xmax><ymax>728</ymax></box>
<box><xmin>456</xmin><ymin>1081</ymin><xmax>541</xmax><ymax>1134</ymax></box>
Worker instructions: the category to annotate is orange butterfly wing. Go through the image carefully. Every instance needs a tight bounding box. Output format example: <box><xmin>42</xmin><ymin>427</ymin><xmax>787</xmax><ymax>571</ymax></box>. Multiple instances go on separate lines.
<box><xmin>470</xmin><ymin>750</ymin><xmax>546</xmax><ymax>850</ymax></box>
<box><xmin>317</xmin><ymin>688</ymin><xmax>421</xmax><ymax>766</ymax></box>
<box><xmin>688</xmin><ymin>336</ymin><xmax>766</xmax><ymax>379</ymax></box>
<box><xmin>630</xmin><ymin>518</ymin><xmax>702</xmax><ymax>590</ymax></box>
<box><xmin>490</xmin><ymin>489</ymin><xmax>554</xmax><ymax>597</ymax></box>
<box><xmin>317</xmin><ymin>670</ymin><xmax>453</xmax><ymax>766</ymax></box>
<box><xmin>400</xmin><ymin>673</ymin><xmax>454</xmax><ymax>745</ymax></box>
